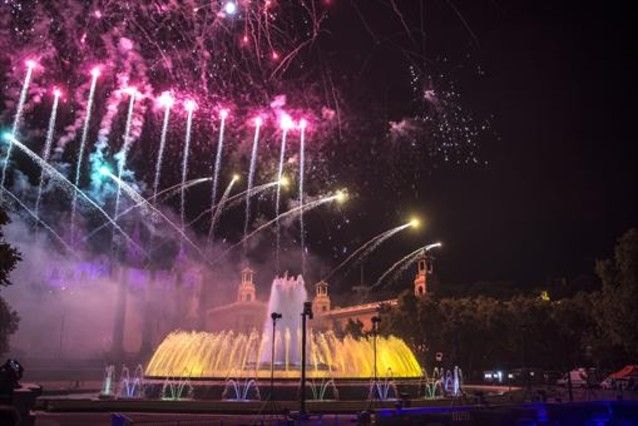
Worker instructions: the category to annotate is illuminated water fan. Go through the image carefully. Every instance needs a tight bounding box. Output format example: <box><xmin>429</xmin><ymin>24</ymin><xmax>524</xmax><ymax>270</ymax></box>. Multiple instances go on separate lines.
<box><xmin>146</xmin><ymin>276</ymin><xmax>422</xmax><ymax>379</ymax></box>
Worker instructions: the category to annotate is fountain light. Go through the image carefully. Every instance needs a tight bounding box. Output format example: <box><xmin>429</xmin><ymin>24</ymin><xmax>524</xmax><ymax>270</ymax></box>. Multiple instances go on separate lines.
<box><xmin>232</xmin><ymin>173</ymin><xmax>240</xmax><ymax>182</ymax></box>
<box><xmin>279</xmin><ymin>175</ymin><xmax>290</xmax><ymax>188</ymax></box>
<box><xmin>298</xmin><ymin>118</ymin><xmax>308</xmax><ymax>130</ymax></box>
<box><xmin>409</xmin><ymin>217</ymin><xmax>421</xmax><ymax>229</ymax></box>
<box><xmin>52</xmin><ymin>87</ymin><xmax>62</xmax><ymax>98</ymax></box>
<box><xmin>254</xmin><ymin>116</ymin><xmax>263</xmax><ymax>127</ymax></box>
<box><xmin>25</xmin><ymin>59</ymin><xmax>38</xmax><ymax>69</ymax></box>
<box><xmin>219</xmin><ymin>108</ymin><xmax>230</xmax><ymax>120</ymax></box>
<box><xmin>2</xmin><ymin>132</ymin><xmax>13</xmax><ymax>142</ymax></box>
<box><xmin>90</xmin><ymin>66</ymin><xmax>101</xmax><ymax>78</ymax></box>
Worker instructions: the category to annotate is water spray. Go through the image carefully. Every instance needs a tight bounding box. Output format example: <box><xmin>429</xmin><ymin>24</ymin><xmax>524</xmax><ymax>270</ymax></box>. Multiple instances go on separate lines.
<box><xmin>1</xmin><ymin>60</ymin><xmax>36</xmax><ymax>190</ymax></box>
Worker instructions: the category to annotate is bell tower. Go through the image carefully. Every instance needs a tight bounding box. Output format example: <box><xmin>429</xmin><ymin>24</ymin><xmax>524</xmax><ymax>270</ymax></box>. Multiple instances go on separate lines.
<box><xmin>237</xmin><ymin>267</ymin><xmax>256</xmax><ymax>303</ymax></box>
<box><xmin>414</xmin><ymin>251</ymin><xmax>433</xmax><ymax>297</ymax></box>
<box><xmin>312</xmin><ymin>280</ymin><xmax>331</xmax><ymax>314</ymax></box>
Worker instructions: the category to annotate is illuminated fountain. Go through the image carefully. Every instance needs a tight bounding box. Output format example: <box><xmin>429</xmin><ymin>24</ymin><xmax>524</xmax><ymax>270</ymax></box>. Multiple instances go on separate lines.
<box><xmin>146</xmin><ymin>275</ymin><xmax>422</xmax><ymax>379</ymax></box>
<box><xmin>116</xmin><ymin>365</ymin><xmax>146</xmax><ymax>399</ymax></box>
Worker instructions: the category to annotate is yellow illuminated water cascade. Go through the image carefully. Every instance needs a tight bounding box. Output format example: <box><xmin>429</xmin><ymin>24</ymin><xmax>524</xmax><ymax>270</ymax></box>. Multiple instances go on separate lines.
<box><xmin>146</xmin><ymin>329</ymin><xmax>422</xmax><ymax>379</ymax></box>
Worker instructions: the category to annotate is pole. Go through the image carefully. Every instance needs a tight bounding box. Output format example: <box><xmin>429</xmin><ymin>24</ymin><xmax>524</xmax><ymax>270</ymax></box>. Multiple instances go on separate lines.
<box><xmin>373</xmin><ymin>327</ymin><xmax>377</xmax><ymax>383</ymax></box>
<box><xmin>300</xmin><ymin>302</ymin><xmax>313</xmax><ymax>416</ymax></box>
<box><xmin>371</xmin><ymin>315</ymin><xmax>381</xmax><ymax>400</ymax></box>
<box><xmin>270</xmin><ymin>314</ymin><xmax>278</xmax><ymax>400</ymax></box>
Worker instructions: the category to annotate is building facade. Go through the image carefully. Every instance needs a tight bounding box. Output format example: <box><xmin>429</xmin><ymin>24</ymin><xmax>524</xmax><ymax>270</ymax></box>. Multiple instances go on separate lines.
<box><xmin>206</xmin><ymin>250</ymin><xmax>435</xmax><ymax>334</ymax></box>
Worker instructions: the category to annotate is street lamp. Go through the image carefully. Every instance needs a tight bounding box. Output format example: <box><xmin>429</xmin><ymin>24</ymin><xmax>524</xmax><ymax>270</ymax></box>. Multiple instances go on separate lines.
<box><xmin>371</xmin><ymin>316</ymin><xmax>381</xmax><ymax>387</ymax></box>
<box><xmin>270</xmin><ymin>312</ymin><xmax>282</xmax><ymax>400</ymax></box>
<box><xmin>300</xmin><ymin>301</ymin><xmax>313</xmax><ymax>416</ymax></box>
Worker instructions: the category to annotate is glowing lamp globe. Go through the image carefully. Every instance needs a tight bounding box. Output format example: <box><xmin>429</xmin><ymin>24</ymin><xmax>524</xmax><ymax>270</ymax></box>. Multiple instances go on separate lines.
<box><xmin>184</xmin><ymin>99</ymin><xmax>197</xmax><ymax>112</ymax></box>
<box><xmin>90</xmin><ymin>67</ymin><xmax>101</xmax><ymax>78</ymax></box>
<box><xmin>279</xmin><ymin>114</ymin><xmax>294</xmax><ymax>130</ymax></box>
<box><xmin>25</xmin><ymin>59</ymin><xmax>37</xmax><ymax>69</ymax></box>
<box><xmin>298</xmin><ymin>118</ymin><xmax>308</xmax><ymax>130</ymax></box>
<box><xmin>2</xmin><ymin>132</ymin><xmax>13</xmax><ymax>142</ymax></box>
<box><xmin>157</xmin><ymin>91</ymin><xmax>175</xmax><ymax>108</ymax></box>
<box><xmin>98</xmin><ymin>165</ymin><xmax>111</xmax><ymax>176</ymax></box>
<box><xmin>224</xmin><ymin>1</ymin><xmax>237</xmax><ymax>15</ymax></box>
<box><xmin>219</xmin><ymin>109</ymin><xmax>230</xmax><ymax>120</ymax></box>
<box><xmin>52</xmin><ymin>87</ymin><xmax>62</xmax><ymax>98</ymax></box>
<box><xmin>409</xmin><ymin>217</ymin><xmax>421</xmax><ymax>229</ymax></box>
<box><xmin>254</xmin><ymin>116</ymin><xmax>263</xmax><ymax>127</ymax></box>
<box><xmin>232</xmin><ymin>173</ymin><xmax>240</xmax><ymax>182</ymax></box>
<box><xmin>279</xmin><ymin>176</ymin><xmax>290</xmax><ymax>187</ymax></box>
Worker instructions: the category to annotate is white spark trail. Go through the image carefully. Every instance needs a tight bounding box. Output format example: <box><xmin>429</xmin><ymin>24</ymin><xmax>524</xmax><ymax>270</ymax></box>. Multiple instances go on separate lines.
<box><xmin>34</xmin><ymin>92</ymin><xmax>61</xmax><ymax>220</ymax></box>
<box><xmin>1</xmin><ymin>64</ymin><xmax>34</xmax><ymax>190</ymax></box>
<box><xmin>70</xmin><ymin>72</ymin><xmax>99</xmax><ymax>236</ymax></box>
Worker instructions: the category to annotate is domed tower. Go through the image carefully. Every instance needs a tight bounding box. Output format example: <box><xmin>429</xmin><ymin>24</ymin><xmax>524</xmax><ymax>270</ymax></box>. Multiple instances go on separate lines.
<box><xmin>237</xmin><ymin>267</ymin><xmax>256</xmax><ymax>303</ymax></box>
<box><xmin>414</xmin><ymin>251</ymin><xmax>433</xmax><ymax>297</ymax></box>
<box><xmin>312</xmin><ymin>280</ymin><xmax>331</xmax><ymax>314</ymax></box>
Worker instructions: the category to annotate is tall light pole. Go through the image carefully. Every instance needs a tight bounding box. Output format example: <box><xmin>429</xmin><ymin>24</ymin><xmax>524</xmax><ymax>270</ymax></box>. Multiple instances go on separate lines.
<box><xmin>300</xmin><ymin>301</ymin><xmax>313</xmax><ymax>416</ymax></box>
<box><xmin>371</xmin><ymin>316</ymin><xmax>381</xmax><ymax>387</ymax></box>
<box><xmin>270</xmin><ymin>312</ymin><xmax>282</xmax><ymax>400</ymax></box>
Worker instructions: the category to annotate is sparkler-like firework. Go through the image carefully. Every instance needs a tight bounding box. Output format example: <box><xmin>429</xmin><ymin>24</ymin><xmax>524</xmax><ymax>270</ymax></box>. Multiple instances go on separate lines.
<box><xmin>210</xmin><ymin>109</ymin><xmax>229</xmax><ymax>222</ymax></box>
<box><xmin>34</xmin><ymin>88</ymin><xmax>62</xmax><ymax>222</ymax></box>
<box><xmin>70</xmin><ymin>68</ymin><xmax>100</xmax><ymax>237</ymax></box>
<box><xmin>113</xmin><ymin>88</ymin><xmax>138</xmax><ymax>229</ymax></box>
<box><xmin>371</xmin><ymin>242</ymin><xmax>442</xmax><ymax>290</ymax></box>
<box><xmin>244</xmin><ymin>117</ymin><xmax>262</xmax><ymax>253</ymax></box>
<box><xmin>275</xmin><ymin>114</ymin><xmax>294</xmax><ymax>271</ymax></box>
<box><xmin>180</xmin><ymin>100</ymin><xmax>196</xmax><ymax>230</ymax></box>
<box><xmin>325</xmin><ymin>219</ymin><xmax>420</xmax><ymax>281</ymax></box>
<box><xmin>1</xmin><ymin>60</ymin><xmax>36</xmax><ymax>190</ymax></box>
<box><xmin>153</xmin><ymin>91</ymin><xmax>174</xmax><ymax>200</ymax></box>
<box><xmin>4</xmin><ymin>134</ymin><xmax>144</xmax><ymax>255</ymax></box>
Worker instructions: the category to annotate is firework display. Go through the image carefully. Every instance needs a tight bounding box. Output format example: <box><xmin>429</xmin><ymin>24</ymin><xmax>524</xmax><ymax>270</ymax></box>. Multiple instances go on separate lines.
<box><xmin>0</xmin><ymin>1</ymin><xmax>490</xmax><ymax>305</ymax></box>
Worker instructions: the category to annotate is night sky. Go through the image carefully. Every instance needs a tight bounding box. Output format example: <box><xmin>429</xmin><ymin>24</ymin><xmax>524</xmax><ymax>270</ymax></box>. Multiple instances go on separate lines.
<box><xmin>316</xmin><ymin>0</ymin><xmax>637</xmax><ymax>290</ymax></box>
<box><xmin>1</xmin><ymin>1</ymin><xmax>636</xmax><ymax>294</ymax></box>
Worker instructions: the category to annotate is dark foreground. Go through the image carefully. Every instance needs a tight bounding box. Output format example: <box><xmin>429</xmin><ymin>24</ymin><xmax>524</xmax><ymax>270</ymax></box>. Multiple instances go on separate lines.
<box><xmin>31</xmin><ymin>400</ymin><xmax>638</xmax><ymax>426</ymax></box>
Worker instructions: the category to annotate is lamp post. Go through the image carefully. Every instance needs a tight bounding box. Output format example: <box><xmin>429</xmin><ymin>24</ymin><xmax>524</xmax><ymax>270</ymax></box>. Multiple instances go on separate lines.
<box><xmin>300</xmin><ymin>301</ymin><xmax>313</xmax><ymax>416</ymax></box>
<box><xmin>270</xmin><ymin>312</ymin><xmax>282</xmax><ymax>400</ymax></box>
<box><xmin>371</xmin><ymin>316</ymin><xmax>381</xmax><ymax>388</ymax></box>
